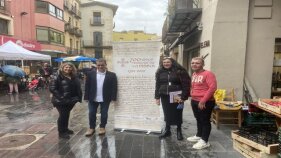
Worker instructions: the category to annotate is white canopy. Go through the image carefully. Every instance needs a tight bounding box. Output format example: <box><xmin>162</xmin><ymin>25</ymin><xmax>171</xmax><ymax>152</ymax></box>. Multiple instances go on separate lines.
<box><xmin>0</xmin><ymin>41</ymin><xmax>51</xmax><ymax>60</ymax></box>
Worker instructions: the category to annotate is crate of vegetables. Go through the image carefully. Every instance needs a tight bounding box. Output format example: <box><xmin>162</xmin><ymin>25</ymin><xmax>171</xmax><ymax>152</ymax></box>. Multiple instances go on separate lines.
<box><xmin>258</xmin><ymin>99</ymin><xmax>281</xmax><ymax>114</ymax></box>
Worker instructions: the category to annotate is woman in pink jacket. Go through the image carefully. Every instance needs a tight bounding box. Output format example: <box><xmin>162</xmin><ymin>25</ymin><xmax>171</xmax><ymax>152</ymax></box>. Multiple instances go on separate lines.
<box><xmin>187</xmin><ymin>57</ymin><xmax>217</xmax><ymax>150</ymax></box>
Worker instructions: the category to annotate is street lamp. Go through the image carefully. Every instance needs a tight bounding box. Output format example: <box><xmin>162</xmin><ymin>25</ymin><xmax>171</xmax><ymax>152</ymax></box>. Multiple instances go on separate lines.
<box><xmin>20</xmin><ymin>12</ymin><xmax>28</xmax><ymax>16</ymax></box>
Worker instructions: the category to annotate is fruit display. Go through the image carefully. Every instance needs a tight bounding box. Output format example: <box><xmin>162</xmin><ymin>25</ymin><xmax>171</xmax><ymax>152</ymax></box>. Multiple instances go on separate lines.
<box><xmin>262</xmin><ymin>100</ymin><xmax>281</xmax><ymax>106</ymax></box>
<box><xmin>258</xmin><ymin>99</ymin><xmax>281</xmax><ymax>114</ymax></box>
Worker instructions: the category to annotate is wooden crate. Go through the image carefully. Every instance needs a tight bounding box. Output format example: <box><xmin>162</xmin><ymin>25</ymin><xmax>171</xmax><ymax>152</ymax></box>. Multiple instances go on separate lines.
<box><xmin>258</xmin><ymin>99</ymin><xmax>281</xmax><ymax>114</ymax></box>
<box><xmin>231</xmin><ymin>130</ymin><xmax>279</xmax><ymax>154</ymax></box>
<box><xmin>233</xmin><ymin>139</ymin><xmax>277</xmax><ymax>158</ymax></box>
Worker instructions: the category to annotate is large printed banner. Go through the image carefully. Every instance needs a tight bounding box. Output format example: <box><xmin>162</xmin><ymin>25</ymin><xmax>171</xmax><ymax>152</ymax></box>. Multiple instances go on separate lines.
<box><xmin>113</xmin><ymin>41</ymin><xmax>162</xmax><ymax>133</ymax></box>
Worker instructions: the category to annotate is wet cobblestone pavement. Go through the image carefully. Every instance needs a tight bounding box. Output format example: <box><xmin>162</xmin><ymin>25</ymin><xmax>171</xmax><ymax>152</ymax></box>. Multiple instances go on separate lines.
<box><xmin>0</xmin><ymin>89</ymin><xmax>243</xmax><ymax>158</ymax></box>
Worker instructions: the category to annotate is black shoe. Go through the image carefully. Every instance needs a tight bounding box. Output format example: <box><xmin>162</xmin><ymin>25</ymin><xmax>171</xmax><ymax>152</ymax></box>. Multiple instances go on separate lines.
<box><xmin>159</xmin><ymin>130</ymin><xmax>171</xmax><ymax>139</ymax></box>
<box><xmin>66</xmin><ymin>129</ymin><xmax>74</xmax><ymax>135</ymax></box>
<box><xmin>177</xmin><ymin>128</ymin><xmax>183</xmax><ymax>140</ymax></box>
<box><xmin>59</xmin><ymin>133</ymin><xmax>70</xmax><ymax>139</ymax></box>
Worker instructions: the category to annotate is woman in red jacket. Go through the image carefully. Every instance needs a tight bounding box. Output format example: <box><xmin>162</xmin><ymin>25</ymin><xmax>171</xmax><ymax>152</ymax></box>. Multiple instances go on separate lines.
<box><xmin>187</xmin><ymin>57</ymin><xmax>217</xmax><ymax>149</ymax></box>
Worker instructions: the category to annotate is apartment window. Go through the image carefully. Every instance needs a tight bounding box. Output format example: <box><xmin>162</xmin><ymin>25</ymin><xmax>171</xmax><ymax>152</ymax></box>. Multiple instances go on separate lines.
<box><xmin>36</xmin><ymin>27</ymin><xmax>64</xmax><ymax>44</ymax></box>
<box><xmin>0</xmin><ymin>18</ymin><xmax>8</xmax><ymax>35</ymax></box>
<box><xmin>93</xmin><ymin>32</ymin><xmax>102</xmax><ymax>46</ymax></box>
<box><xmin>49</xmin><ymin>4</ymin><xmax>56</xmax><ymax>16</ymax></box>
<box><xmin>70</xmin><ymin>38</ymin><xmax>73</xmax><ymax>49</ymax></box>
<box><xmin>93</xmin><ymin>12</ymin><xmax>101</xmax><ymax>24</ymax></box>
<box><xmin>36</xmin><ymin>28</ymin><xmax>49</xmax><ymax>42</ymax></box>
<box><xmin>50</xmin><ymin>30</ymin><xmax>64</xmax><ymax>44</ymax></box>
<box><xmin>36</xmin><ymin>1</ymin><xmax>63</xmax><ymax>20</ymax></box>
<box><xmin>76</xmin><ymin>41</ymin><xmax>79</xmax><ymax>49</ymax></box>
<box><xmin>35</xmin><ymin>0</ymin><xmax>48</xmax><ymax>13</ymax></box>
<box><xmin>56</xmin><ymin>8</ymin><xmax>63</xmax><ymax>20</ymax></box>
<box><xmin>0</xmin><ymin>0</ymin><xmax>5</xmax><ymax>8</ymax></box>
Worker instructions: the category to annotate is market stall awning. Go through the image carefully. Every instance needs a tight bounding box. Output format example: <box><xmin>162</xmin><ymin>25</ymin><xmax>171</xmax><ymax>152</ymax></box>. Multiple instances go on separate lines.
<box><xmin>0</xmin><ymin>41</ymin><xmax>51</xmax><ymax>60</ymax></box>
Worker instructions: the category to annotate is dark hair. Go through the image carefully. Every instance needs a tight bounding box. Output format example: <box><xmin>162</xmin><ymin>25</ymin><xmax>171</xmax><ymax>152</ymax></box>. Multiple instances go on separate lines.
<box><xmin>96</xmin><ymin>58</ymin><xmax>107</xmax><ymax>65</ymax></box>
<box><xmin>156</xmin><ymin>57</ymin><xmax>187</xmax><ymax>75</ymax></box>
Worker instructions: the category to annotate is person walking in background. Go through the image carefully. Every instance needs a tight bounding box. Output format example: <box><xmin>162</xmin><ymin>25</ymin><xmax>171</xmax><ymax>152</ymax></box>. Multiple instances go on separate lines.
<box><xmin>187</xmin><ymin>57</ymin><xmax>217</xmax><ymax>149</ymax></box>
<box><xmin>6</xmin><ymin>75</ymin><xmax>20</xmax><ymax>94</ymax></box>
<box><xmin>49</xmin><ymin>62</ymin><xmax>82</xmax><ymax>139</ymax></box>
<box><xmin>39</xmin><ymin>62</ymin><xmax>53</xmax><ymax>86</ymax></box>
<box><xmin>155</xmin><ymin>57</ymin><xmax>190</xmax><ymax>140</ymax></box>
<box><xmin>84</xmin><ymin>58</ymin><xmax>117</xmax><ymax>137</ymax></box>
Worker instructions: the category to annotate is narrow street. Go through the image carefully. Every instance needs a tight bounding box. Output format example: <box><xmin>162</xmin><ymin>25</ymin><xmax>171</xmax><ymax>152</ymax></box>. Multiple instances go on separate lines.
<box><xmin>0</xmin><ymin>88</ymin><xmax>242</xmax><ymax>158</ymax></box>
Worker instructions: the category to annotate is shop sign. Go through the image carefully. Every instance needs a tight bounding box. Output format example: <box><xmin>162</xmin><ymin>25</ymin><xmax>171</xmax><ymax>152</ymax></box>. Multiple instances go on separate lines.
<box><xmin>200</xmin><ymin>40</ymin><xmax>210</xmax><ymax>49</ymax></box>
<box><xmin>0</xmin><ymin>35</ymin><xmax>41</xmax><ymax>51</ymax></box>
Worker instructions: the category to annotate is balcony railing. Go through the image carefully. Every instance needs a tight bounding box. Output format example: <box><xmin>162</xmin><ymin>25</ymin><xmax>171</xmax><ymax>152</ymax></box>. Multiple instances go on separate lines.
<box><xmin>70</xmin><ymin>5</ymin><xmax>76</xmax><ymax>14</ymax></box>
<box><xmin>65</xmin><ymin>23</ymin><xmax>75</xmax><ymax>32</ymax></box>
<box><xmin>75</xmin><ymin>29</ymin><xmax>83</xmax><ymax>37</ymax></box>
<box><xmin>90</xmin><ymin>19</ymin><xmax>104</xmax><ymax>26</ymax></box>
<box><xmin>83</xmin><ymin>40</ymin><xmax>112</xmax><ymax>48</ymax></box>
<box><xmin>75</xmin><ymin>10</ymin><xmax>81</xmax><ymax>19</ymax></box>
<box><xmin>0</xmin><ymin>0</ymin><xmax>11</xmax><ymax>15</ymax></box>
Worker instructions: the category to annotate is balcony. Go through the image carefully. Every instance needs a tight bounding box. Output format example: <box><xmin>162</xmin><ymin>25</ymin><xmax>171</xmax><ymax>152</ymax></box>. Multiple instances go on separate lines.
<box><xmin>75</xmin><ymin>10</ymin><xmax>81</xmax><ymax>19</ymax></box>
<box><xmin>75</xmin><ymin>29</ymin><xmax>83</xmax><ymax>37</ymax></box>
<box><xmin>83</xmin><ymin>40</ymin><xmax>112</xmax><ymax>49</ymax></box>
<box><xmin>70</xmin><ymin>5</ymin><xmax>76</xmax><ymax>14</ymax></box>
<box><xmin>0</xmin><ymin>1</ymin><xmax>11</xmax><ymax>15</ymax></box>
<box><xmin>90</xmin><ymin>19</ymin><xmax>104</xmax><ymax>26</ymax></box>
<box><xmin>167</xmin><ymin>0</ymin><xmax>202</xmax><ymax>33</ymax></box>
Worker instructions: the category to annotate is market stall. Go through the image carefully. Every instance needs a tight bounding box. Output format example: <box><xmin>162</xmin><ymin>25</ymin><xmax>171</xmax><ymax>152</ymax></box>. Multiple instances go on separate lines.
<box><xmin>230</xmin><ymin>100</ymin><xmax>281</xmax><ymax>158</ymax></box>
<box><xmin>0</xmin><ymin>41</ymin><xmax>51</xmax><ymax>60</ymax></box>
<box><xmin>0</xmin><ymin>41</ymin><xmax>51</xmax><ymax>75</ymax></box>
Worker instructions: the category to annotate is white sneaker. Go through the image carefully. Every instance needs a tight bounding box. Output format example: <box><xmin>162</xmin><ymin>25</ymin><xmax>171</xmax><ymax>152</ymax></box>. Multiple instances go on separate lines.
<box><xmin>187</xmin><ymin>135</ymin><xmax>201</xmax><ymax>142</ymax></box>
<box><xmin>192</xmin><ymin>139</ymin><xmax>210</xmax><ymax>150</ymax></box>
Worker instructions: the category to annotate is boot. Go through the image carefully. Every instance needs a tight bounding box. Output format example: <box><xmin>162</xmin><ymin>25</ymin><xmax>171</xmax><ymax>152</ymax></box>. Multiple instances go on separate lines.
<box><xmin>177</xmin><ymin>128</ymin><xmax>183</xmax><ymax>140</ymax></box>
<box><xmin>159</xmin><ymin>126</ymin><xmax>171</xmax><ymax>139</ymax></box>
<box><xmin>59</xmin><ymin>133</ymin><xmax>70</xmax><ymax>139</ymax></box>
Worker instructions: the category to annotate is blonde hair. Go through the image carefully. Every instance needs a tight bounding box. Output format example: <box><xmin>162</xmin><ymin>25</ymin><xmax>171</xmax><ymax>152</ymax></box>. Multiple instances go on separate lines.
<box><xmin>59</xmin><ymin>62</ymin><xmax>77</xmax><ymax>77</ymax></box>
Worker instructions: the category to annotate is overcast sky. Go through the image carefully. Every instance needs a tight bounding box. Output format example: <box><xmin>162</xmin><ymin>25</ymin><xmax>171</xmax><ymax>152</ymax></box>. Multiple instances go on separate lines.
<box><xmin>101</xmin><ymin>0</ymin><xmax>167</xmax><ymax>36</ymax></box>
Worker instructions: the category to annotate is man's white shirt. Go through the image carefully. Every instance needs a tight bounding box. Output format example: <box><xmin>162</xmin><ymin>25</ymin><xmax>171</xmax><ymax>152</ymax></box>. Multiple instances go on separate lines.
<box><xmin>94</xmin><ymin>70</ymin><xmax>106</xmax><ymax>102</ymax></box>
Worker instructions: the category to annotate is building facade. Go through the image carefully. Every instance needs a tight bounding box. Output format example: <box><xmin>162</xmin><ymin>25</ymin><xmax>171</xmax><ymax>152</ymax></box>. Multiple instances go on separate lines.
<box><xmin>63</xmin><ymin>0</ymin><xmax>82</xmax><ymax>56</ymax></box>
<box><xmin>35</xmin><ymin>0</ymin><xmax>65</xmax><ymax>57</ymax></box>
<box><xmin>0</xmin><ymin>0</ymin><xmax>67</xmax><ymax>58</ymax></box>
<box><xmin>163</xmin><ymin>0</ymin><xmax>281</xmax><ymax>100</ymax></box>
<box><xmin>113</xmin><ymin>30</ymin><xmax>159</xmax><ymax>42</ymax></box>
<box><xmin>80</xmin><ymin>1</ymin><xmax>118</xmax><ymax>70</ymax></box>
<box><xmin>0</xmin><ymin>0</ymin><xmax>41</xmax><ymax>51</ymax></box>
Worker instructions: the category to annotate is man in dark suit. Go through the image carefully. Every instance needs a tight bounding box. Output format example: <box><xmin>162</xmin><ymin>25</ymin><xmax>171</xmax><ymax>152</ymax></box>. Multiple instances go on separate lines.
<box><xmin>84</xmin><ymin>58</ymin><xmax>117</xmax><ymax>136</ymax></box>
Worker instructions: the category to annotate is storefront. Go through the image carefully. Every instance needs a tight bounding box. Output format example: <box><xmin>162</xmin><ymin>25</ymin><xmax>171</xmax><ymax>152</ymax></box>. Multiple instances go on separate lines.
<box><xmin>0</xmin><ymin>35</ymin><xmax>41</xmax><ymax>51</ymax></box>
